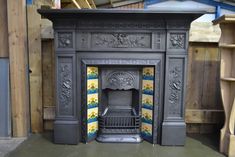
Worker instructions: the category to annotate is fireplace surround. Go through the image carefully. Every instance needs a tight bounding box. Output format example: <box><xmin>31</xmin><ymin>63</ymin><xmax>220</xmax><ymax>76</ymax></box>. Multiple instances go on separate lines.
<box><xmin>38</xmin><ymin>9</ymin><xmax>202</xmax><ymax>145</ymax></box>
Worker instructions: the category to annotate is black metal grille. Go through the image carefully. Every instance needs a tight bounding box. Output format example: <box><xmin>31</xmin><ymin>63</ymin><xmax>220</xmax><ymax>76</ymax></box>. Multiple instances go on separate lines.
<box><xmin>99</xmin><ymin>114</ymin><xmax>141</xmax><ymax>134</ymax></box>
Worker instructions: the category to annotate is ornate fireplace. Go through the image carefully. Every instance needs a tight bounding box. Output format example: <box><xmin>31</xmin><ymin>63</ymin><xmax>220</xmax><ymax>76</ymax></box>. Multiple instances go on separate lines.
<box><xmin>38</xmin><ymin>9</ymin><xmax>202</xmax><ymax>145</ymax></box>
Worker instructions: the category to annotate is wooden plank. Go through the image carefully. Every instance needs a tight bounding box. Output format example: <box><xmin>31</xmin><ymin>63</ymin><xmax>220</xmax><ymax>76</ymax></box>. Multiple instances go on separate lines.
<box><xmin>42</xmin><ymin>40</ymin><xmax>55</xmax><ymax>130</ymax></box>
<box><xmin>115</xmin><ymin>1</ymin><xmax>144</xmax><ymax>9</ymax></box>
<box><xmin>201</xmin><ymin>44</ymin><xmax>221</xmax><ymax>109</ymax></box>
<box><xmin>77</xmin><ymin>0</ymin><xmax>91</xmax><ymax>8</ymax></box>
<box><xmin>186</xmin><ymin>124</ymin><xmax>218</xmax><ymax>134</ymax></box>
<box><xmin>27</xmin><ymin>5</ymin><xmax>43</xmax><ymax>133</ymax></box>
<box><xmin>72</xmin><ymin>0</ymin><xmax>81</xmax><ymax>9</ymax></box>
<box><xmin>7</xmin><ymin>0</ymin><xmax>29</xmax><ymax>137</ymax></box>
<box><xmin>189</xmin><ymin>22</ymin><xmax>220</xmax><ymax>43</ymax></box>
<box><xmin>42</xmin><ymin>40</ymin><xmax>55</xmax><ymax>108</ymax></box>
<box><xmin>186</xmin><ymin>43</ymin><xmax>222</xmax><ymax>110</ymax></box>
<box><xmin>185</xmin><ymin>109</ymin><xmax>224</xmax><ymax>124</ymax></box>
<box><xmin>44</xmin><ymin>121</ymin><xmax>54</xmax><ymax>130</ymax></box>
<box><xmin>228</xmin><ymin>135</ymin><xmax>235</xmax><ymax>157</ymax></box>
<box><xmin>43</xmin><ymin>106</ymin><xmax>55</xmax><ymax>120</ymax></box>
<box><xmin>213</xmin><ymin>15</ymin><xmax>235</xmax><ymax>25</ymax></box>
<box><xmin>41</xmin><ymin>19</ymin><xmax>53</xmax><ymax>39</ymax></box>
<box><xmin>0</xmin><ymin>0</ymin><xmax>9</xmax><ymax>57</ymax></box>
<box><xmin>186</xmin><ymin>43</ymin><xmax>206</xmax><ymax>109</ymax></box>
<box><xmin>87</xmin><ymin>0</ymin><xmax>96</xmax><ymax>8</ymax></box>
<box><xmin>229</xmin><ymin>98</ymin><xmax>235</xmax><ymax>135</ymax></box>
<box><xmin>220</xmin><ymin>24</ymin><xmax>235</xmax><ymax>45</ymax></box>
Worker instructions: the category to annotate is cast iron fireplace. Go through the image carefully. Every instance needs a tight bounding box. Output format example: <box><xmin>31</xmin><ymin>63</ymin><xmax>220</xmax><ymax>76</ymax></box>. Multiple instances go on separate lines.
<box><xmin>38</xmin><ymin>9</ymin><xmax>202</xmax><ymax>145</ymax></box>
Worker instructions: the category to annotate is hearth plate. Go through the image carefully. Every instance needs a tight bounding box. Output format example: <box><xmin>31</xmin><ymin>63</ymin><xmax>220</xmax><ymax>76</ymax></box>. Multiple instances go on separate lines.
<box><xmin>96</xmin><ymin>134</ymin><xmax>142</xmax><ymax>143</ymax></box>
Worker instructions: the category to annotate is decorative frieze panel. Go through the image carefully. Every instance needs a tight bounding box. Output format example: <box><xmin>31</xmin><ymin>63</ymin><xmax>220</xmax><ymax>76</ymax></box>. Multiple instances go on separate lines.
<box><xmin>77</xmin><ymin>32</ymin><xmax>166</xmax><ymax>51</ymax></box>
<box><xmin>91</xmin><ymin>33</ymin><xmax>151</xmax><ymax>49</ymax></box>
<box><xmin>167</xmin><ymin>20</ymin><xmax>191</xmax><ymax>29</ymax></box>
<box><xmin>57</xmin><ymin>56</ymin><xmax>74</xmax><ymax>117</ymax></box>
<box><xmin>77</xmin><ymin>20</ymin><xmax>165</xmax><ymax>30</ymax></box>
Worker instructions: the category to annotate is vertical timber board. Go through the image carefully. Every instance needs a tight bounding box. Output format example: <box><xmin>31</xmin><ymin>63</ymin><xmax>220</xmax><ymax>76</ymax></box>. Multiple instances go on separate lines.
<box><xmin>185</xmin><ymin>43</ymin><xmax>223</xmax><ymax>133</ymax></box>
<box><xmin>27</xmin><ymin>5</ymin><xmax>43</xmax><ymax>133</ymax></box>
<box><xmin>201</xmin><ymin>43</ymin><xmax>222</xmax><ymax>109</ymax></box>
<box><xmin>7</xmin><ymin>0</ymin><xmax>29</xmax><ymax>137</ymax></box>
<box><xmin>186</xmin><ymin>44</ymin><xmax>205</xmax><ymax>109</ymax></box>
<box><xmin>42</xmin><ymin>40</ymin><xmax>55</xmax><ymax>130</ymax></box>
<box><xmin>0</xmin><ymin>0</ymin><xmax>9</xmax><ymax>57</ymax></box>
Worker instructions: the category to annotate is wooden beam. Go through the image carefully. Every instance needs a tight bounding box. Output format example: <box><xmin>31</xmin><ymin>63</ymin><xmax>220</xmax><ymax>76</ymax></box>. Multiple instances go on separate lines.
<box><xmin>7</xmin><ymin>0</ymin><xmax>29</xmax><ymax>137</ymax></box>
<box><xmin>77</xmin><ymin>0</ymin><xmax>91</xmax><ymax>8</ymax></box>
<box><xmin>0</xmin><ymin>0</ymin><xmax>9</xmax><ymax>58</ymax></box>
<box><xmin>72</xmin><ymin>0</ymin><xmax>81</xmax><ymax>9</ymax></box>
<box><xmin>41</xmin><ymin>19</ymin><xmax>54</xmax><ymax>39</ymax></box>
<box><xmin>42</xmin><ymin>40</ymin><xmax>55</xmax><ymax>130</ymax></box>
<box><xmin>186</xmin><ymin>109</ymin><xmax>224</xmax><ymax>124</ymax></box>
<box><xmin>27</xmin><ymin>5</ymin><xmax>43</xmax><ymax>133</ymax></box>
<box><xmin>87</xmin><ymin>0</ymin><xmax>96</xmax><ymax>8</ymax></box>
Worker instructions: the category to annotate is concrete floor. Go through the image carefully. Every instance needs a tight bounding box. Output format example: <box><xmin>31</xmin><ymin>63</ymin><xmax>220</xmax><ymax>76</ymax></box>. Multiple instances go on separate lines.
<box><xmin>0</xmin><ymin>138</ymin><xmax>25</xmax><ymax>157</ymax></box>
<box><xmin>5</xmin><ymin>132</ymin><xmax>225</xmax><ymax>157</ymax></box>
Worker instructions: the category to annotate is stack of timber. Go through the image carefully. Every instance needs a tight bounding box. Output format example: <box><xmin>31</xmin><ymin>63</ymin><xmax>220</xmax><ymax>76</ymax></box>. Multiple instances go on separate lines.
<box><xmin>213</xmin><ymin>15</ymin><xmax>235</xmax><ymax>157</ymax></box>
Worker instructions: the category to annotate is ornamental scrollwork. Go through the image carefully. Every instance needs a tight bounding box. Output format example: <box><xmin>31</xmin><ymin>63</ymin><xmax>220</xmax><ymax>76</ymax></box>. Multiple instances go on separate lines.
<box><xmin>102</xmin><ymin>70</ymin><xmax>139</xmax><ymax>90</ymax></box>
<box><xmin>168</xmin><ymin>64</ymin><xmax>182</xmax><ymax>116</ymax></box>
<box><xmin>92</xmin><ymin>33</ymin><xmax>151</xmax><ymax>48</ymax></box>
<box><xmin>58</xmin><ymin>63</ymin><xmax>73</xmax><ymax>115</ymax></box>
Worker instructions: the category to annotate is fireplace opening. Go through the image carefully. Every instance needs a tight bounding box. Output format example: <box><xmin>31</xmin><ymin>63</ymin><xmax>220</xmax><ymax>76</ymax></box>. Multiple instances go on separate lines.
<box><xmin>96</xmin><ymin>68</ymin><xmax>142</xmax><ymax>143</ymax></box>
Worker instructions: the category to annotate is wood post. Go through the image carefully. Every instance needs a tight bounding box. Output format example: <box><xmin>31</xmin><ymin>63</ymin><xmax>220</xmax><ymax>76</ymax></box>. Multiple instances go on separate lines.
<box><xmin>7</xmin><ymin>0</ymin><xmax>29</xmax><ymax>137</ymax></box>
<box><xmin>27</xmin><ymin>5</ymin><xmax>43</xmax><ymax>133</ymax></box>
<box><xmin>0</xmin><ymin>0</ymin><xmax>9</xmax><ymax>58</ymax></box>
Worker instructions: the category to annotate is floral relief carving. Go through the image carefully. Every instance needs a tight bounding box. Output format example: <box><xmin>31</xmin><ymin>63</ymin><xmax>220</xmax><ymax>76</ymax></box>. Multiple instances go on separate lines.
<box><xmin>92</xmin><ymin>33</ymin><xmax>151</xmax><ymax>48</ymax></box>
<box><xmin>58</xmin><ymin>63</ymin><xmax>73</xmax><ymax>115</ymax></box>
<box><xmin>168</xmin><ymin>62</ymin><xmax>182</xmax><ymax>117</ymax></box>
<box><xmin>58</xmin><ymin>32</ymin><xmax>73</xmax><ymax>48</ymax></box>
<box><xmin>169</xmin><ymin>33</ymin><xmax>185</xmax><ymax>49</ymax></box>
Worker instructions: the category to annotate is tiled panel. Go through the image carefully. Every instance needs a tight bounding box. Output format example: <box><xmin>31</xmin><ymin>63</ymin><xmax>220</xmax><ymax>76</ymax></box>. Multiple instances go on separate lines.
<box><xmin>87</xmin><ymin>121</ymin><xmax>98</xmax><ymax>139</ymax></box>
<box><xmin>141</xmin><ymin>67</ymin><xmax>154</xmax><ymax>142</ymax></box>
<box><xmin>141</xmin><ymin>123</ymin><xmax>152</xmax><ymax>139</ymax></box>
<box><xmin>142</xmin><ymin>94</ymin><xmax>153</xmax><ymax>110</ymax></box>
<box><xmin>87</xmin><ymin>67</ymin><xmax>99</xmax><ymax>141</ymax></box>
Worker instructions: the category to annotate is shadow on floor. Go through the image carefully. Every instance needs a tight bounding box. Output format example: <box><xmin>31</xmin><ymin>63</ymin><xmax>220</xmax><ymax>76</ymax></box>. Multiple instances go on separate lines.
<box><xmin>187</xmin><ymin>133</ymin><xmax>220</xmax><ymax>152</ymax></box>
<box><xmin>6</xmin><ymin>132</ymin><xmax>225</xmax><ymax>157</ymax></box>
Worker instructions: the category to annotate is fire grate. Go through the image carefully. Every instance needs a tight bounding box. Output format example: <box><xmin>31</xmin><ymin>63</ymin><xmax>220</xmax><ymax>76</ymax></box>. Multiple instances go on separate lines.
<box><xmin>99</xmin><ymin>109</ymin><xmax>141</xmax><ymax>134</ymax></box>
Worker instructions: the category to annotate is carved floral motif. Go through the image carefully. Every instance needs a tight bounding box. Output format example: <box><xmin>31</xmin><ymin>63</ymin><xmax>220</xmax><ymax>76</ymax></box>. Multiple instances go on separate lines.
<box><xmin>169</xmin><ymin>33</ymin><xmax>185</xmax><ymax>49</ymax></box>
<box><xmin>168</xmin><ymin>63</ymin><xmax>182</xmax><ymax>116</ymax></box>
<box><xmin>92</xmin><ymin>33</ymin><xmax>151</xmax><ymax>48</ymax></box>
<box><xmin>58</xmin><ymin>32</ymin><xmax>73</xmax><ymax>48</ymax></box>
<box><xmin>58</xmin><ymin>63</ymin><xmax>72</xmax><ymax>115</ymax></box>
